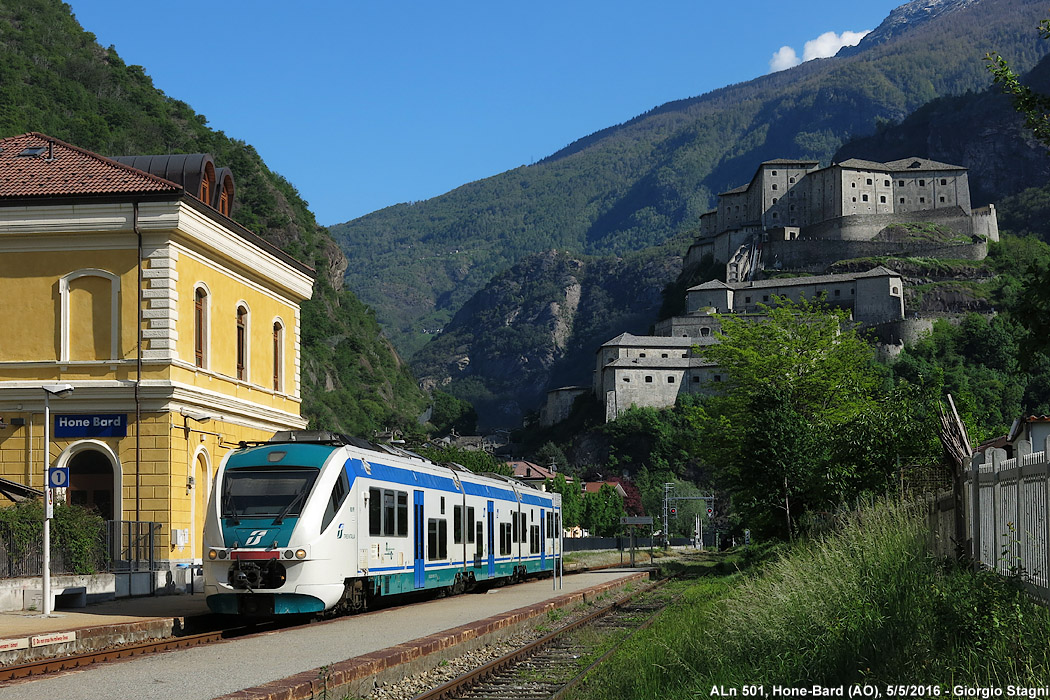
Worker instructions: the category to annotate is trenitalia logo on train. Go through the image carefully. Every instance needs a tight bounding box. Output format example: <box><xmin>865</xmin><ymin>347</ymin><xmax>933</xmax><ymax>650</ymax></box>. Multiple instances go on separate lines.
<box><xmin>202</xmin><ymin>431</ymin><xmax>563</xmax><ymax>616</ymax></box>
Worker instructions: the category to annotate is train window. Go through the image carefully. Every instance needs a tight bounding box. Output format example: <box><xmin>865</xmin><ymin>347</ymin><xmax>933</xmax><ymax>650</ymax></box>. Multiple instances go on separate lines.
<box><xmin>321</xmin><ymin>470</ymin><xmax>350</xmax><ymax>533</ymax></box>
<box><xmin>475</xmin><ymin>522</ymin><xmax>484</xmax><ymax>558</ymax></box>
<box><xmin>428</xmin><ymin>519</ymin><xmax>447</xmax><ymax>560</ymax></box>
<box><xmin>440</xmin><ymin>497</ymin><xmax>445</xmax><ymax>514</ymax></box>
<box><xmin>467</xmin><ymin>507</ymin><xmax>475</xmax><ymax>543</ymax></box>
<box><xmin>397</xmin><ymin>491</ymin><xmax>408</xmax><ymax>537</ymax></box>
<box><xmin>454</xmin><ymin>505</ymin><xmax>464</xmax><ymax>543</ymax></box>
<box><xmin>530</xmin><ymin>526</ymin><xmax>540</xmax><ymax>554</ymax></box>
<box><xmin>369</xmin><ymin>488</ymin><xmax>381</xmax><ymax>535</ymax></box>
<box><xmin>383</xmin><ymin>491</ymin><xmax>396</xmax><ymax>535</ymax></box>
<box><xmin>500</xmin><ymin>523</ymin><xmax>512</xmax><ymax>555</ymax></box>
<box><xmin>369</xmin><ymin>487</ymin><xmax>408</xmax><ymax>537</ymax></box>
<box><xmin>222</xmin><ymin>468</ymin><xmax>318</xmax><ymax>522</ymax></box>
<box><xmin>511</xmin><ymin>511</ymin><xmax>519</xmax><ymax>543</ymax></box>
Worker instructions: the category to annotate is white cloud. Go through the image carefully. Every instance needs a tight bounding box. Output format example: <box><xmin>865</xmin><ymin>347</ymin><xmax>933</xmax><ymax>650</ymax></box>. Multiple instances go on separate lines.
<box><xmin>769</xmin><ymin>46</ymin><xmax>801</xmax><ymax>72</ymax></box>
<box><xmin>768</xmin><ymin>29</ymin><xmax>870</xmax><ymax>73</ymax></box>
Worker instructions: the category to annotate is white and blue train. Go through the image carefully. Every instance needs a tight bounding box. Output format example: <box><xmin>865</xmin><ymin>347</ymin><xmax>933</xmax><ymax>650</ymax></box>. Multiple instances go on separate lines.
<box><xmin>202</xmin><ymin>431</ymin><xmax>562</xmax><ymax>616</ymax></box>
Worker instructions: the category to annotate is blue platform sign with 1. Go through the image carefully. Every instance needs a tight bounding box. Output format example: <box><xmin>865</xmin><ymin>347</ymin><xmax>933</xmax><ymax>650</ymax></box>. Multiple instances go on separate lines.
<box><xmin>49</xmin><ymin>466</ymin><xmax>70</xmax><ymax>489</ymax></box>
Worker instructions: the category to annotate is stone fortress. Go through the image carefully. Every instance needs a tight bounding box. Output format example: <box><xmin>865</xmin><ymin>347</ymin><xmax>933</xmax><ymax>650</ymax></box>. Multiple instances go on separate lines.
<box><xmin>540</xmin><ymin>156</ymin><xmax>999</xmax><ymax>425</ymax></box>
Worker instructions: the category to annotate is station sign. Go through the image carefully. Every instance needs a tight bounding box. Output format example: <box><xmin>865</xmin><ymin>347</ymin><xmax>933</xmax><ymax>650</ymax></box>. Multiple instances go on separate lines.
<box><xmin>49</xmin><ymin>466</ymin><xmax>69</xmax><ymax>489</ymax></box>
<box><xmin>54</xmin><ymin>414</ymin><xmax>127</xmax><ymax>438</ymax></box>
<box><xmin>620</xmin><ymin>516</ymin><xmax>654</xmax><ymax>525</ymax></box>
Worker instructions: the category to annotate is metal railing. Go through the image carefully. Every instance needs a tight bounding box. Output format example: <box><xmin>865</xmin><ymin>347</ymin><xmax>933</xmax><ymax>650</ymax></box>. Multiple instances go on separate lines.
<box><xmin>106</xmin><ymin>520</ymin><xmax>162</xmax><ymax>572</ymax></box>
<box><xmin>0</xmin><ymin>519</ymin><xmax>162</xmax><ymax>577</ymax></box>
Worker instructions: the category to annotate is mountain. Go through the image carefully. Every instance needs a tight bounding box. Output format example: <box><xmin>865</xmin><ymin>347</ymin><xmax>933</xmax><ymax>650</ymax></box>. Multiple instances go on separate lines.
<box><xmin>0</xmin><ymin>0</ymin><xmax>429</xmax><ymax>436</ymax></box>
<box><xmin>410</xmin><ymin>242</ymin><xmax>688</xmax><ymax>429</ymax></box>
<box><xmin>331</xmin><ymin>0</ymin><xmax>1050</xmax><ymax>363</ymax></box>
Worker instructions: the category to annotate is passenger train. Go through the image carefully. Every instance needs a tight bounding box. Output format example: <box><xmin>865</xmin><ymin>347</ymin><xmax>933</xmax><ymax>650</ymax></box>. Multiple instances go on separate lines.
<box><xmin>202</xmin><ymin>431</ymin><xmax>562</xmax><ymax>616</ymax></box>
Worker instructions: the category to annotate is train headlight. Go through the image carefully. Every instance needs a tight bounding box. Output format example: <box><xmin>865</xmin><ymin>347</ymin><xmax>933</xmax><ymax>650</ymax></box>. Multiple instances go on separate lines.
<box><xmin>218</xmin><ymin>549</ymin><xmax>228</xmax><ymax>560</ymax></box>
<box><xmin>284</xmin><ymin>550</ymin><xmax>294</xmax><ymax>559</ymax></box>
<box><xmin>208</xmin><ymin>549</ymin><xmax>217</xmax><ymax>560</ymax></box>
<box><xmin>295</xmin><ymin>549</ymin><xmax>307</xmax><ymax>560</ymax></box>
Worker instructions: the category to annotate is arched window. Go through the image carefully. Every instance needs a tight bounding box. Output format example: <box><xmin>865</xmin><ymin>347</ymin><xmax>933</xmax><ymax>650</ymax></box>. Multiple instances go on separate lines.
<box><xmin>200</xmin><ymin>161</ymin><xmax>215</xmax><ymax>205</ymax></box>
<box><xmin>272</xmin><ymin>320</ymin><xmax>284</xmax><ymax>392</ymax></box>
<box><xmin>236</xmin><ymin>305</ymin><xmax>249</xmax><ymax>381</ymax></box>
<box><xmin>59</xmin><ymin>269</ymin><xmax>120</xmax><ymax>362</ymax></box>
<box><xmin>194</xmin><ymin>287</ymin><xmax>209</xmax><ymax>368</ymax></box>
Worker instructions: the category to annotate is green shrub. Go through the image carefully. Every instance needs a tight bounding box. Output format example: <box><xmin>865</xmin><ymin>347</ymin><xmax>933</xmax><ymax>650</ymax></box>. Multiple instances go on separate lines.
<box><xmin>0</xmin><ymin>500</ymin><xmax>107</xmax><ymax>574</ymax></box>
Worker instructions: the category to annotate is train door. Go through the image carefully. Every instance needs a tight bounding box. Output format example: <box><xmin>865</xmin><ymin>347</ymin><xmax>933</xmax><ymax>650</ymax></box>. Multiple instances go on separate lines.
<box><xmin>540</xmin><ymin>509</ymin><xmax>546</xmax><ymax>569</ymax></box>
<box><xmin>413</xmin><ymin>490</ymin><xmax>425</xmax><ymax>589</ymax></box>
<box><xmin>486</xmin><ymin>500</ymin><xmax>495</xmax><ymax>578</ymax></box>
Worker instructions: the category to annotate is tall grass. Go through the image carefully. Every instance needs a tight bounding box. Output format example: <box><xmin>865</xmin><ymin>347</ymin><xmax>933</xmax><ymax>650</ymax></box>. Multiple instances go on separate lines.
<box><xmin>571</xmin><ymin>498</ymin><xmax>1050</xmax><ymax>699</ymax></box>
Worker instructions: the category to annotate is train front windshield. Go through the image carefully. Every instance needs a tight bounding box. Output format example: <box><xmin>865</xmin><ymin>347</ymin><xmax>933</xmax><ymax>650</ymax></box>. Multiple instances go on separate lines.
<box><xmin>222</xmin><ymin>467</ymin><xmax>318</xmax><ymax>521</ymax></box>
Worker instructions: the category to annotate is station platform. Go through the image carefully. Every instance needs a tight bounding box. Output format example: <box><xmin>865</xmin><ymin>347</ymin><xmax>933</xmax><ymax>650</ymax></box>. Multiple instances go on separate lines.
<box><xmin>0</xmin><ymin>592</ymin><xmax>210</xmax><ymax>665</ymax></box>
<box><xmin>0</xmin><ymin>569</ymin><xmax>652</xmax><ymax>700</ymax></box>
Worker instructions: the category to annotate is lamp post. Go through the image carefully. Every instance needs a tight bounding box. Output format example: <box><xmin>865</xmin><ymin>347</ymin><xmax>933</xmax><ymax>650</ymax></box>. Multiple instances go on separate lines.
<box><xmin>41</xmin><ymin>383</ymin><xmax>73</xmax><ymax>616</ymax></box>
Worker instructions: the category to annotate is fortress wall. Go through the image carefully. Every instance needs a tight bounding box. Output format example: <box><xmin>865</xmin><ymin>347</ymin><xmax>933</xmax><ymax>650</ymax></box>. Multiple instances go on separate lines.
<box><xmin>972</xmin><ymin>205</ymin><xmax>1000</xmax><ymax>242</ymax></box>
<box><xmin>801</xmin><ymin>206</ymin><xmax>973</xmax><ymax>241</ymax></box>
<box><xmin>765</xmin><ymin>239</ymin><xmax>988</xmax><ymax>271</ymax></box>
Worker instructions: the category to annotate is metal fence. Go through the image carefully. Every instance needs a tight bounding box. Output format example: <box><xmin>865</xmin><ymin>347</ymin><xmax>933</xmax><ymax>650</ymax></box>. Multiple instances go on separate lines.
<box><xmin>0</xmin><ymin>519</ymin><xmax>161</xmax><ymax>578</ymax></box>
<box><xmin>930</xmin><ymin>437</ymin><xmax>1050</xmax><ymax>600</ymax></box>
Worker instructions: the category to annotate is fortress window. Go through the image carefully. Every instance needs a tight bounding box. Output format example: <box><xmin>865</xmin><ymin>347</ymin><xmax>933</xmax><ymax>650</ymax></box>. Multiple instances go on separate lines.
<box><xmin>892</xmin><ymin>286</ymin><xmax>900</xmax><ymax>295</ymax></box>
<box><xmin>713</xmin><ymin>375</ymin><xmax>722</xmax><ymax>382</ymax></box>
<box><xmin>692</xmin><ymin>376</ymin><xmax>700</xmax><ymax>383</ymax></box>
<box><xmin>899</xmin><ymin>198</ymin><xmax>905</xmax><ymax>204</ymax></box>
<box><xmin>862</xmin><ymin>194</ymin><xmax>869</xmax><ymax>202</ymax></box>
<box><xmin>884</xmin><ymin>180</ymin><xmax>890</xmax><ymax>186</ymax></box>
<box><xmin>852</xmin><ymin>197</ymin><xmax>856</xmax><ymax>203</ymax></box>
<box><xmin>661</xmin><ymin>353</ymin><xmax>668</xmax><ymax>358</ymax></box>
<box><xmin>645</xmin><ymin>376</ymin><xmax>653</xmax><ymax>383</ymax></box>
<box><xmin>772</xmin><ymin>213</ymin><xmax>778</xmax><ymax>219</ymax></box>
<box><xmin>745</xmin><ymin>296</ymin><xmax>751</xmax><ymax>303</ymax></box>
<box><xmin>668</xmin><ymin>376</ymin><xmax>676</xmax><ymax>384</ymax></box>
<box><xmin>920</xmin><ymin>197</ymin><xmax>926</xmax><ymax>203</ymax></box>
<box><xmin>866</xmin><ymin>178</ymin><xmax>872</xmax><ymax>185</ymax></box>
<box><xmin>639</xmin><ymin>352</ymin><xmax>646</xmax><ymax>357</ymax></box>
<box><xmin>835</xmin><ymin>289</ymin><xmax>841</xmax><ymax>297</ymax></box>
<box><xmin>622</xmin><ymin>377</ymin><xmax>630</xmax><ymax>382</ymax></box>
<box><xmin>790</xmin><ymin>204</ymin><xmax>795</xmax><ymax>211</ymax></box>
<box><xmin>763</xmin><ymin>295</ymin><xmax>769</xmax><ymax>302</ymax></box>
<box><xmin>898</xmin><ymin>181</ymin><xmax>905</xmax><ymax>187</ymax></box>
<box><xmin>772</xmin><ymin>197</ymin><xmax>777</xmax><ymax>204</ymax></box>
<box><xmin>772</xmin><ymin>184</ymin><xmax>778</xmax><ymax>191</ymax></box>
<box><xmin>941</xmin><ymin>178</ymin><xmax>947</xmax><ymax>185</ymax></box>
<box><xmin>771</xmin><ymin>170</ymin><xmax>778</xmax><ymax>176</ymax></box>
<box><xmin>939</xmin><ymin>196</ymin><xmax>945</xmax><ymax>203</ymax></box>
<box><xmin>880</xmin><ymin>196</ymin><xmax>886</xmax><ymax>203</ymax></box>
<box><xmin>789</xmin><ymin>177</ymin><xmax>795</xmax><ymax>183</ymax></box>
<box><xmin>851</xmin><ymin>182</ymin><xmax>856</xmax><ymax>188</ymax></box>
<box><xmin>919</xmin><ymin>179</ymin><xmax>925</xmax><ymax>186</ymax></box>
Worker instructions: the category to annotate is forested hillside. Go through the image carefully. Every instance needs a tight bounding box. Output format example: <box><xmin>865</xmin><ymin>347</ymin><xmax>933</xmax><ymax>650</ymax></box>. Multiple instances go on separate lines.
<box><xmin>0</xmin><ymin>0</ymin><xmax>429</xmax><ymax>436</ymax></box>
<box><xmin>331</xmin><ymin>0</ymin><xmax>1050</xmax><ymax>360</ymax></box>
<box><xmin>411</xmin><ymin>240</ymin><xmax>690</xmax><ymax>429</ymax></box>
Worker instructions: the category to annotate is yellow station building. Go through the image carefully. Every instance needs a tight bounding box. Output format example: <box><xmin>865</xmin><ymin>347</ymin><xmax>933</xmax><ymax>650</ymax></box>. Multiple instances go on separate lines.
<box><xmin>0</xmin><ymin>132</ymin><xmax>314</xmax><ymax>571</ymax></box>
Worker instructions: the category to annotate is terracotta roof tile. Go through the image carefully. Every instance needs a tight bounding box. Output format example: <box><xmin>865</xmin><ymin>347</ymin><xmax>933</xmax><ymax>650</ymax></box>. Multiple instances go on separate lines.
<box><xmin>0</xmin><ymin>132</ymin><xmax>181</xmax><ymax>199</ymax></box>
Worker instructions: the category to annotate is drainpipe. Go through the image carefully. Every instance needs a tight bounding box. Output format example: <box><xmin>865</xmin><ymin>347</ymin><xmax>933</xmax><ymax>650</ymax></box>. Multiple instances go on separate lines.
<box><xmin>134</xmin><ymin>201</ymin><xmax>142</xmax><ymax>523</ymax></box>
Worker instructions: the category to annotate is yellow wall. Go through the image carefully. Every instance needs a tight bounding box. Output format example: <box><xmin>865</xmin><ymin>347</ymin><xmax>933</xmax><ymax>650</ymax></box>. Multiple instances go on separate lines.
<box><xmin>173</xmin><ymin>250</ymin><xmax>299</xmax><ymax>396</ymax></box>
<box><xmin>0</xmin><ymin>249</ymin><xmax>137</xmax><ymax>364</ymax></box>
<box><xmin>0</xmin><ymin>410</ymin><xmax>278</xmax><ymax>561</ymax></box>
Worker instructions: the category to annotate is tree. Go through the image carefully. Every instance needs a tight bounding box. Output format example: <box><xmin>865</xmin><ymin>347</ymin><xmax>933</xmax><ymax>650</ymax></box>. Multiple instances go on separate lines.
<box><xmin>534</xmin><ymin>442</ymin><xmax>569</xmax><ymax>474</ymax></box>
<box><xmin>545</xmin><ymin>473</ymin><xmax>582</xmax><ymax>529</ymax></box>
<box><xmin>697</xmin><ymin>297</ymin><xmax>892</xmax><ymax>538</ymax></box>
<box><xmin>414</xmin><ymin>445</ymin><xmax>512</xmax><ymax>476</ymax></box>
<box><xmin>581</xmin><ymin>483</ymin><xmax>626</xmax><ymax>537</ymax></box>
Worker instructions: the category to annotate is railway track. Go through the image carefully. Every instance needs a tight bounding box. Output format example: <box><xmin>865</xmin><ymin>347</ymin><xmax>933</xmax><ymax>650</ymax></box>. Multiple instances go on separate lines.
<box><xmin>410</xmin><ymin>580</ymin><xmax>672</xmax><ymax>700</ymax></box>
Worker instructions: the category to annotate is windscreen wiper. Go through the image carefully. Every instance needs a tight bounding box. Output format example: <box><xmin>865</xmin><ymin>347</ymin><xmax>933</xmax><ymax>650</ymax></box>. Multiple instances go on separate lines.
<box><xmin>223</xmin><ymin>489</ymin><xmax>240</xmax><ymax>525</ymax></box>
<box><xmin>273</xmin><ymin>490</ymin><xmax>306</xmax><ymax>525</ymax></box>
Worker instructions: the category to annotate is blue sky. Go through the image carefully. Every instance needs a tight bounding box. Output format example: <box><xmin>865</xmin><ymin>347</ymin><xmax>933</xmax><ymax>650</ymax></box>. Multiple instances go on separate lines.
<box><xmin>67</xmin><ymin>1</ymin><xmax>904</xmax><ymax>226</ymax></box>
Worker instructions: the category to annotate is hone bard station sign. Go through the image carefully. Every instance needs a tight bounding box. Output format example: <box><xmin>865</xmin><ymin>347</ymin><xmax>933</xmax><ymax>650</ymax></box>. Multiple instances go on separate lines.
<box><xmin>53</xmin><ymin>413</ymin><xmax>127</xmax><ymax>438</ymax></box>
